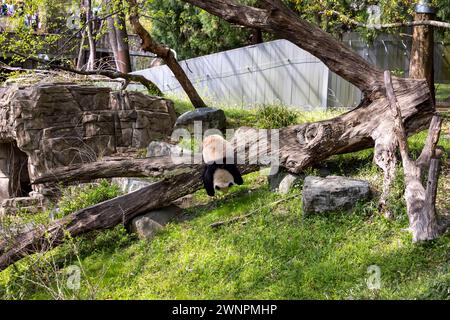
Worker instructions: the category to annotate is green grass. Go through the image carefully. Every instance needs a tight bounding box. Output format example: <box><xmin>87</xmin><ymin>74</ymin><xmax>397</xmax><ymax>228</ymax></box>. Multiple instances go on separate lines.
<box><xmin>0</xmin><ymin>108</ymin><xmax>449</xmax><ymax>300</ymax></box>
<box><xmin>56</xmin><ymin>180</ymin><xmax>122</xmax><ymax>219</ymax></box>
<box><xmin>170</xmin><ymin>97</ymin><xmax>344</xmax><ymax>129</ymax></box>
<box><xmin>436</xmin><ymin>83</ymin><xmax>450</xmax><ymax>101</ymax></box>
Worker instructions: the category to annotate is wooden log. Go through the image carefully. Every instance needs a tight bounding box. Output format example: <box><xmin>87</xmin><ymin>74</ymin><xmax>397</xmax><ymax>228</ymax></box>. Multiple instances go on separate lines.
<box><xmin>384</xmin><ymin>70</ymin><xmax>444</xmax><ymax>242</ymax></box>
<box><xmin>32</xmin><ymin>156</ymin><xmax>197</xmax><ymax>185</ymax></box>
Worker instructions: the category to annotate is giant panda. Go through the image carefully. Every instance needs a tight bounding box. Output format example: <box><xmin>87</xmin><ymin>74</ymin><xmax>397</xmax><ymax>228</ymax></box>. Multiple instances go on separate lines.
<box><xmin>202</xmin><ymin>134</ymin><xmax>243</xmax><ymax>196</ymax></box>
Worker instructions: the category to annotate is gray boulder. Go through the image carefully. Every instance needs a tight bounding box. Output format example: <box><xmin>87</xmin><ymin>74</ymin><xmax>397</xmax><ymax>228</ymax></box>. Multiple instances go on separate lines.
<box><xmin>129</xmin><ymin>205</ymin><xmax>182</xmax><ymax>240</ymax></box>
<box><xmin>174</xmin><ymin>107</ymin><xmax>226</xmax><ymax>132</ymax></box>
<box><xmin>268</xmin><ymin>170</ymin><xmax>303</xmax><ymax>194</ymax></box>
<box><xmin>146</xmin><ymin>141</ymin><xmax>187</xmax><ymax>158</ymax></box>
<box><xmin>112</xmin><ymin>178</ymin><xmax>155</xmax><ymax>194</ymax></box>
<box><xmin>302</xmin><ymin>176</ymin><xmax>371</xmax><ymax>215</ymax></box>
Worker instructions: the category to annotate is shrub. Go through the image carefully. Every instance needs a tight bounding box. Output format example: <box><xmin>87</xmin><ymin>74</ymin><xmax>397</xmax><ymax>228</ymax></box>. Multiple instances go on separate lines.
<box><xmin>255</xmin><ymin>104</ymin><xmax>298</xmax><ymax>129</ymax></box>
<box><xmin>56</xmin><ymin>180</ymin><xmax>121</xmax><ymax>218</ymax></box>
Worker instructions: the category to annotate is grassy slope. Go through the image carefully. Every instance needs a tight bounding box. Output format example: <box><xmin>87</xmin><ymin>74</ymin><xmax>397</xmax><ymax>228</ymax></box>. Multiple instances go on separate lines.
<box><xmin>0</xmin><ymin>104</ymin><xmax>449</xmax><ymax>300</ymax></box>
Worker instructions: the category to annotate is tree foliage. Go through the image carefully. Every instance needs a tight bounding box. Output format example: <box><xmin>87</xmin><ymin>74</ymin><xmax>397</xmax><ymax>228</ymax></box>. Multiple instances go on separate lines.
<box><xmin>145</xmin><ymin>0</ymin><xmax>252</xmax><ymax>60</ymax></box>
<box><xmin>288</xmin><ymin>0</ymin><xmax>449</xmax><ymax>40</ymax></box>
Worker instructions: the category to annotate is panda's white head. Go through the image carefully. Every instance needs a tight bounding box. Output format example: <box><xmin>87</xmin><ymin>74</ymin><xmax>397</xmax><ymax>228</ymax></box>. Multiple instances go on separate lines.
<box><xmin>213</xmin><ymin>168</ymin><xmax>236</xmax><ymax>193</ymax></box>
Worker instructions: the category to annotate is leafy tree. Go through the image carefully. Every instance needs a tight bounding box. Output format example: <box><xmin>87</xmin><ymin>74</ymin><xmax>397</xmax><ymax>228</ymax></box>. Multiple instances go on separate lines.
<box><xmin>287</xmin><ymin>0</ymin><xmax>449</xmax><ymax>40</ymax></box>
<box><xmin>145</xmin><ymin>0</ymin><xmax>252</xmax><ymax>59</ymax></box>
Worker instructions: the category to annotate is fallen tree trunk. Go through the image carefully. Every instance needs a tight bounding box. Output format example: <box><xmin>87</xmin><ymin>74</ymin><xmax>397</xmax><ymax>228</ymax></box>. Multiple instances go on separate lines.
<box><xmin>32</xmin><ymin>156</ymin><xmax>197</xmax><ymax>185</ymax></box>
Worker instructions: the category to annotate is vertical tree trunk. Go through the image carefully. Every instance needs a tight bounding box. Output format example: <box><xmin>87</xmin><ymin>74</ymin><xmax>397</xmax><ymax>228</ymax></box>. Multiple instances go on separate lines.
<box><xmin>107</xmin><ymin>14</ymin><xmax>120</xmax><ymax>71</ymax></box>
<box><xmin>105</xmin><ymin>0</ymin><xmax>132</xmax><ymax>73</ymax></box>
<box><xmin>384</xmin><ymin>70</ymin><xmax>443</xmax><ymax>242</ymax></box>
<box><xmin>85</xmin><ymin>0</ymin><xmax>96</xmax><ymax>71</ymax></box>
<box><xmin>409</xmin><ymin>12</ymin><xmax>435</xmax><ymax>101</ymax></box>
<box><xmin>250</xmin><ymin>28</ymin><xmax>263</xmax><ymax>44</ymax></box>
<box><xmin>76</xmin><ymin>29</ymin><xmax>87</xmax><ymax>70</ymax></box>
<box><xmin>115</xmin><ymin>10</ymin><xmax>132</xmax><ymax>73</ymax></box>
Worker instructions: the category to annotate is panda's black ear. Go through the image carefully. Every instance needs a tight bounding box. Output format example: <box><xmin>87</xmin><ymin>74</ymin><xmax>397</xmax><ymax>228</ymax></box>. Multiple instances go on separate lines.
<box><xmin>224</xmin><ymin>164</ymin><xmax>243</xmax><ymax>185</ymax></box>
<box><xmin>202</xmin><ymin>165</ymin><xmax>216</xmax><ymax>196</ymax></box>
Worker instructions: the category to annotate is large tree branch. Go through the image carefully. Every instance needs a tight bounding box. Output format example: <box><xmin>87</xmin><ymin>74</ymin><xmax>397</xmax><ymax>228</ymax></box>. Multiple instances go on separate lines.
<box><xmin>182</xmin><ymin>0</ymin><xmax>384</xmax><ymax>98</ymax></box>
<box><xmin>31</xmin><ymin>156</ymin><xmax>197</xmax><ymax>185</ymax></box>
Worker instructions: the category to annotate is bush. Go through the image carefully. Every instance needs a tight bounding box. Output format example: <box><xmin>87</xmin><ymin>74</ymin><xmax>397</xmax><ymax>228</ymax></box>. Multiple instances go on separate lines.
<box><xmin>255</xmin><ymin>104</ymin><xmax>298</xmax><ymax>129</ymax></box>
<box><xmin>56</xmin><ymin>180</ymin><xmax>121</xmax><ymax>218</ymax></box>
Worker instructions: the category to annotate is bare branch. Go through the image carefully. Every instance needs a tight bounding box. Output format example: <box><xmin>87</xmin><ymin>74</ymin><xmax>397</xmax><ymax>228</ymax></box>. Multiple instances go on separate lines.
<box><xmin>32</xmin><ymin>156</ymin><xmax>197</xmax><ymax>185</ymax></box>
<box><xmin>6</xmin><ymin>51</ymin><xmax>162</xmax><ymax>94</ymax></box>
<box><xmin>383</xmin><ymin>70</ymin><xmax>412</xmax><ymax>168</ymax></box>
<box><xmin>324</xmin><ymin>10</ymin><xmax>450</xmax><ymax>30</ymax></box>
<box><xmin>416</xmin><ymin>115</ymin><xmax>443</xmax><ymax>170</ymax></box>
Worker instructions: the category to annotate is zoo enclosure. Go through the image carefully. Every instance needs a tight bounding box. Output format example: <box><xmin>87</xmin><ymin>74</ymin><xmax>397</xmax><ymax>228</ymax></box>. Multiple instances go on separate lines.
<box><xmin>132</xmin><ymin>34</ymin><xmax>449</xmax><ymax>110</ymax></box>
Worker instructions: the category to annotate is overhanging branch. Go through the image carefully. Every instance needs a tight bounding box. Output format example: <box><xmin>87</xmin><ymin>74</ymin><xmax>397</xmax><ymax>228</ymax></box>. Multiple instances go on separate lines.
<box><xmin>182</xmin><ymin>0</ymin><xmax>384</xmax><ymax>98</ymax></box>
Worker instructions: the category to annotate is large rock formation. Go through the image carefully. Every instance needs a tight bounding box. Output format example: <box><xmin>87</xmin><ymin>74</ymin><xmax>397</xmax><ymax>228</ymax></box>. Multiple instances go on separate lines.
<box><xmin>0</xmin><ymin>83</ymin><xmax>176</xmax><ymax>202</ymax></box>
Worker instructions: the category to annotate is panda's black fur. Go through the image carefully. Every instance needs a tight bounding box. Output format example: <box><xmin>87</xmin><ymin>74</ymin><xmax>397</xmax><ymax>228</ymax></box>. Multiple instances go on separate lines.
<box><xmin>202</xmin><ymin>159</ymin><xmax>243</xmax><ymax>196</ymax></box>
<box><xmin>201</xmin><ymin>135</ymin><xmax>243</xmax><ymax>196</ymax></box>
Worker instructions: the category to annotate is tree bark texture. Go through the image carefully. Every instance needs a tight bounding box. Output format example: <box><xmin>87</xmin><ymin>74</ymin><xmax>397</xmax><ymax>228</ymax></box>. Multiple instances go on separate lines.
<box><xmin>106</xmin><ymin>0</ymin><xmax>132</xmax><ymax>73</ymax></box>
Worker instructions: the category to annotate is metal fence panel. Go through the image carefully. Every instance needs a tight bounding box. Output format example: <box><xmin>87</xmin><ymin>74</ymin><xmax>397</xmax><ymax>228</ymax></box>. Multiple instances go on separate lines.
<box><xmin>132</xmin><ymin>37</ymin><xmax>449</xmax><ymax>110</ymax></box>
<box><xmin>132</xmin><ymin>39</ymin><xmax>328</xmax><ymax>110</ymax></box>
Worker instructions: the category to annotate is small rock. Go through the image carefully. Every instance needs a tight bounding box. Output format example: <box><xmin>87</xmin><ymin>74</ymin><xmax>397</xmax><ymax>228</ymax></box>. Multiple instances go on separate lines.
<box><xmin>129</xmin><ymin>205</ymin><xmax>182</xmax><ymax>240</ymax></box>
<box><xmin>268</xmin><ymin>170</ymin><xmax>303</xmax><ymax>194</ymax></box>
<box><xmin>172</xmin><ymin>194</ymin><xmax>194</xmax><ymax>209</ymax></box>
<box><xmin>29</xmin><ymin>191</ymin><xmax>45</xmax><ymax>199</ymax></box>
<box><xmin>112</xmin><ymin>178</ymin><xmax>155</xmax><ymax>194</ymax></box>
<box><xmin>146</xmin><ymin>141</ymin><xmax>183</xmax><ymax>158</ymax></box>
<box><xmin>130</xmin><ymin>218</ymin><xmax>163</xmax><ymax>240</ymax></box>
<box><xmin>174</xmin><ymin>107</ymin><xmax>226</xmax><ymax>133</ymax></box>
<box><xmin>302</xmin><ymin>176</ymin><xmax>371</xmax><ymax>215</ymax></box>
